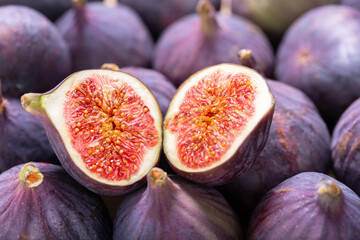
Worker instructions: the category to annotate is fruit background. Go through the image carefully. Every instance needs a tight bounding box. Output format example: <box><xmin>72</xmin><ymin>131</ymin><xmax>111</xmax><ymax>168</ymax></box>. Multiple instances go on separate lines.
<box><xmin>1</xmin><ymin>0</ymin><xmax>360</xmax><ymax>239</ymax></box>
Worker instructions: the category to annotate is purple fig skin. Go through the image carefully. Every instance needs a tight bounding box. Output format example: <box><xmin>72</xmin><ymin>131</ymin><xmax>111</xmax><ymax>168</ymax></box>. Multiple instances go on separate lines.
<box><xmin>248</xmin><ymin>172</ymin><xmax>360</xmax><ymax>240</ymax></box>
<box><xmin>153</xmin><ymin>3</ymin><xmax>274</xmax><ymax>87</ymax></box>
<box><xmin>219</xmin><ymin>80</ymin><xmax>331</xmax><ymax>210</ymax></box>
<box><xmin>0</xmin><ymin>97</ymin><xmax>57</xmax><ymax>173</ymax></box>
<box><xmin>118</xmin><ymin>0</ymin><xmax>220</xmax><ymax>37</ymax></box>
<box><xmin>0</xmin><ymin>162</ymin><xmax>112</xmax><ymax>239</ymax></box>
<box><xmin>275</xmin><ymin>5</ymin><xmax>360</xmax><ymax>128</ymax></box>
<box><xmin>56</xmin><ymin>2</ymin><xmax>154</xmax><ymax>72</ymax></box>
<box><xmin>340</xmin><ymin>0</ymin><xmax>360</xmax><ymax>10</ymax></box>
<box><xmin>114</xmin><ymin>167</ymin><xmax>242</xmax><ymax>240</ymax></box>
<box><xmin>232</xmin><ymin>0</ymin><xmax>338</xmax><ymax>43</ymax></box>
<box><xmin>331</xmin><ymin>97</ymin><xmax>360</xmax><ymax>196</ymax></box>
<box><xmin>0</xmin><ymin>5</ymin><xmax>71</xmax><ymax>97</ymax></box>
<box><xmin>121</xmin><ymin>67</ymin><xmax>177</xmax><ymax>118</ymax></box>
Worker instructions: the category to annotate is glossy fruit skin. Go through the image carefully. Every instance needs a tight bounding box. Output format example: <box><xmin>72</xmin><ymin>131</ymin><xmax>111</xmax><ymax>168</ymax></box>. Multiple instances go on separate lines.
<box><xmin>0</xmin><ymin>98</ymin><xmax>57</xmax><ymax>173</ymax></box>
<box><xmin>113</xmin><ymin>168</ymin><xmax>242</xmax><ymax>240</ymax></box>
<box><xmin>248</xmin><ymin>172</ymin><xmax>360</xmax><ymax>240</ymax></box>
<box><xmin>56</xmin><ymin>2</ymin><xmax>154</xmax><ymax>72</ymax></box>
<box><xmin>0</xmin><ymin>162</ymin><xmax>112</xmax><ymax>239</ymax></box>
<box><xmin>275</xmin><ymin>5</ymin><xmax>360</xmax><ymax>128</ymax></box>
<box><xmin>121</xmin><ymin>67</ymin><xmax>177</xmax><ymax>119</ymax></box>
<box><xmin>0</xmin><ymin>5</ymin><xmax>71</xmax><ymax>97</ymax></box>
<box><xmin>341</xmin><ymin>0</ymin><xmax>360</xmax><ymax>10</ymax></box>
<box><xmin>219</xmin><ymin>80</ymin><xmax>331</xmax><ymax>210</ymax></box>
<box><xmin>331</xmin><ymin>97</ymin><xmax>360</xmax><ymax>196</ymax></box>
<box><xmin>119</xmin><ymin>0</ymin><xmax>220</xmax><ymax>37</ymax></box>
<box><xmin>153</xmin><ymin>12</ymin><xmax>274</xmax><ymax>87</ymax></box>
<box><xmin>232</xmin><ymin>0</ymin><xmax>337</xmax><ymax>43</ymax></box>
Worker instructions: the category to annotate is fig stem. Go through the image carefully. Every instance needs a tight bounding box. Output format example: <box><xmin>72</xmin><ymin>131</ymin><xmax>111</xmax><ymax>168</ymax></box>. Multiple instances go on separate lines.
<box><xmin>316</xmin><ymin>179</ymin><xmax>342</xmax><ymax>214</ymax></box>
<box><xmin>72</xmin><ymin>0</ymin><xmax>87</xmax><ymax>7</ymax></box>
<box><xmin>238</xmin><ymin>49</ymin><xmax>265</xmax><ymax>76</ymax></box>
<box><xmin>147</xmin><ymin>168</ymin><xmax>167</xmax><ymax>187</ymax></box>
<box><xmin>220</xmin><ymin>0</ymin><xmax>233</xmax><ymax>16</ymax></box>
<box><xmin>21</xmin><ymin>93</ymin><xmax>44</xmax><ymax>116</ymax></box>
<box><xmin>101</xmin><ymin>63</ymin><xmax>121</xmax><ymax>71</ymax></box>
<box><xmin>19</xmin><ymin>163</ymin><xmax>44</xmax><ymax>188</ymax></box>
<box><xmin>104</xmin><ymin>0</ymin><xmax>118</xmax><ymax>7</ymax></box>
<box><xmin>197</xmin><ymin>0</ymin><xmax>219</xmax><ymax>37</ymax></box>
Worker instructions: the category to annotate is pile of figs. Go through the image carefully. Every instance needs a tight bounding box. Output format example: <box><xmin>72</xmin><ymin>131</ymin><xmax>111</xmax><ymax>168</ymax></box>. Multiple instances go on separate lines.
<box><xmin>1</xmin><ymin>0</ymin><xmax>360</xmax><ymax>239</ymax></box>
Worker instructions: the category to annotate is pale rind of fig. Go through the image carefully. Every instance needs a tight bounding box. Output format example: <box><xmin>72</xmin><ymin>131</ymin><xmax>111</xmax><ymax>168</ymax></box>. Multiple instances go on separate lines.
<box><xmin>21</xmin><ymin>69</ymin><xmax>163</xmax><ymax>196</ymax></box>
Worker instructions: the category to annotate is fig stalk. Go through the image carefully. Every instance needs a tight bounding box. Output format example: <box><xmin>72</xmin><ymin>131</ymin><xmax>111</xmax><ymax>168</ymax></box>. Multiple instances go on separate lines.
<box><xmin>220</xmin><ymin>0</ymin><xmax>233</xmax><ymax>16</ymax></box>
<box><xmin>21</xmin><ymin>93</ymin><xmax>44</xmax><ymax>117</ymax></box>
<box><xmin>197</xmin><ymin>0</ymin><xmax>219</xmax><ymax>37</ymax></box>
<box><xmin>104</xmin><ymin>0</ymin><xmax>118</xmax><ymax>7</ymax></box>
<box><xmin>317</xmin><ymin>179</ymin><xmax>342</xmax><ymax>214</ymax></box>
<box><xmin>19</xmin><ymin>163</ymin><xmax>44</xmax><ymax>188</ymax></box>
<box><xmin>72</xmin><ymin>0</ymin><xmax>87</xmax><ymax>8</ymax></box>
<box><xmin>238</xmin><ymin>49</ymin><xmax>265</xmax><ymax>76</ymax></box>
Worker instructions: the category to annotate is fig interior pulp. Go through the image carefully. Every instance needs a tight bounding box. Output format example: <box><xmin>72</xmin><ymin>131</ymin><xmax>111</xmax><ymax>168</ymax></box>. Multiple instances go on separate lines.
<box><xmin>21</xmin><ymin>69</ymin><xmax>162</xmax><ymax>194</ymax></box>
<box><xmin>163</xmin><ymin>63</ymin><xmax>274</xmax><ymax>185</ymax></box>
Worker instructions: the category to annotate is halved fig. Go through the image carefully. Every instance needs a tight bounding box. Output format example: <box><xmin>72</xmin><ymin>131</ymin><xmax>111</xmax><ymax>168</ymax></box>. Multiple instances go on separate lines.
<box><xmin>21</xmin><ymin>69</ymin><xmax>163</xmax><ymax>195</ymax></box>
<box><xmin>163</xmin><ymin>63</ymin><xmax>275</xmax><ymax>185</ymax></box>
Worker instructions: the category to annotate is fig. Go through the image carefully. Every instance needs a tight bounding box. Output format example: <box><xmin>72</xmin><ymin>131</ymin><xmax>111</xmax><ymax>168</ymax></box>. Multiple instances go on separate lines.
<box><xmin>275</xmin><ymin>5</ymin><xmax>360</xmax><ymax>128</ymax></box>
<box><xmin>248</xmin><ymin>172</ymin><xmax>360</xmax><ymax>239</ymax></box>
<box><xmin>55</xmin><ymin>0</ymin><xmax>154</xmax><ymax>72</ymax></box>
<box><xmin>331</xmin><ymin>97</ymin><xmax>360</xmax><ymax>196</ymax></box>
<box><xmin>153</xmin><ymin>0</ymin><xmax>274</xmax><ymax>87</ymax></box>
<box><xmin>0</xmin><ymin>162</ymin><xmax>112</xmax><ymax>239</ymax></box>
<box><xmin>163</xmin><ymin>63</ymin><xmax>275</xmax><ymax>186</ymax></box>
<box><xmin>21</xmin><ymin>68</ymin><xmax>163</xmax><ymax>196</ymax></box>
<box><xmin>0</xmin><ymin>5</ymin><xmax>71</xmax><ymax>97</ymax></box>
<box><xmin>231</xmin><ymin>0</ymin><xmax>337</xmax><ymax>44</ymax></box>
<box><xmin>118</xmin><ymin>0</ymin><xmax>220</xmax><ymax>38</ymax></box>
<box><xmin>219</xmin><ymin>50</ymin><xmax>331</xmax><ymax>212</ymax></box>
<box><xmin>121</xmin><ymin>66</ymin><xmax>177</xmax><ymax>118</ymax></box>
<box><xmin>0</xmin><ymin>82</ymin><xmax>57</xmax><ymax>173</ymax></box>
<box><xmin>340</xmin><ymin>0</ymin><xmax>360</xmax><ymax>10</ymax></box>
<box><xmin>113</xmin><ymin>167</ymin><xmax>242</xmax><ymax>240</ymax></box>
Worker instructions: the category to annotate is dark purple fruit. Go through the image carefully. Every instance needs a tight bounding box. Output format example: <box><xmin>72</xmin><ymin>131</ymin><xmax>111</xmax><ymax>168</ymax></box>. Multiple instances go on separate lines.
<box><xmin>275</xmin><ymin>5</ymin><xmax>360</xmax><ymax>128</ymax></box>
<box><xmin>331</xmin><ymin>97</ymin><xmax>360</xmax><ymax>196</ymax></box>
<box><xmin>119</xmin><ymin>0</ymin><xmax>220</xmax><ymax>37</ymax></box>
<box><xmin>114</xmin><ymin>167</ymin><xmax>242</xmax><ymax>240</ymax></box>
<box><xmin>21</xmin><ymin>68</ymin><xmax>163</xmax><ymax>196</ymax></box>
<box><xmin>232</xmin><ymin>0</ymin><xmax>337</xmax><ymax>43</ymax></box>
<box><xmin>340</xmin><ymin>0</ymin><xmax>360</xmax><ymax>10</ymax></box>
<box><xmin>121</xmin><ymin>66</ymin><xmax>177</xmax><ymax>118</ymax></box>
<box><xmin>56</xmin><ymin>1</ymin><xmax>154</xmax><ymax>72</ymax></box>
<box><xmin>153</xmin><ymin>0</ymin><xmax>274</xmax><ymax>87</ymax></box>
<box><xmin>0</xmin><ymin>162</ymin><xmax>112</xmax><ymax>239</ymax></box>
<box><xmin>248</xmin><ymin>172</ymin><xmax>360</xmax><ymax>240</ymax></box>
<box><xmin>0</xmin><ymin>5</ymin><xmax>71</xmax><ymax>97</ymax></box>
<box><xmin>0</xmin><ymin>82</ymin><xmax>57</xmax><ymax>173</ymax></box>
<box><xmin>163</xmin><ymin>63</ymin><xmax>274</xmax><ymax>185</ymax></box>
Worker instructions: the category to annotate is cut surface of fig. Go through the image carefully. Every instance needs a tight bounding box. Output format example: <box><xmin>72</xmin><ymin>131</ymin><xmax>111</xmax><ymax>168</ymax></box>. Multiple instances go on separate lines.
<box><xmin>163</xmin><ymin>64</ymin><xmax>274</xmax><ymax>185</ymax></box>
<box><xmin>21</xmin><ymin>69</ymin><xmax>162</xmax><ymax>195</ymax></box>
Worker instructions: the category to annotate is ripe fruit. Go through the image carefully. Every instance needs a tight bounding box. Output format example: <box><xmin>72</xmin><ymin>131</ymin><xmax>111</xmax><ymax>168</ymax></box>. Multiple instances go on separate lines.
<box><xmin>114</xmin><ymin>167</ymin><xmax>242</xmax><ymax>240</ymax></box>
<box><xmin>248</xmin><ymin>172</ymin><xmax>360</xmax><ymax>240</ymax></box>
<box><xmin>331</xmin><ymin>97</ymin><xmax>360</xmax><ymax>196</ymax></box>
<box><xmin>21</xmin><ymin>68</ymin><xmax>163</xmax><ymax>195</ymax></box>
<box><xmin>153</xmin><ymin>0</ymin><xmax>274</xmax><ymax>87</ymax></box>
<box><xmin>0</xmin><ymin>162</ymin><xmax>112</xmax><ymax>239</ymax></box>
<box><xmin>0</xmin><ymin>5</ymin><xmax>71</xmax><ymax>97</ymax></box>
<box><xmin>56</xmin><ymin>0</ymin><xmax>154</xmax><ymax>72</ymax></box>
<box><xmin>276</xmin><ymin>5</ymin><xmax>360</xmax><ymax>128</ymax></box>
<box><xmin>163</xmin><ymin>63</ymin><xmax>274</xmax><ymax>185</ymax></box>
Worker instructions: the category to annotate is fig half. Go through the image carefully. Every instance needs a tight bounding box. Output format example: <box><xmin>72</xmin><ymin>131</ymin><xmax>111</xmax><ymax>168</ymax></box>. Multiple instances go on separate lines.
<box><xmin>163</xmin><ymin>63</ymin><xmax>275</xmax><ymax>185</ymax></box>
<box><xmin>21</xmin><ymin>69</ymin><xmax>163</xmax><ymax>195</ymax></box>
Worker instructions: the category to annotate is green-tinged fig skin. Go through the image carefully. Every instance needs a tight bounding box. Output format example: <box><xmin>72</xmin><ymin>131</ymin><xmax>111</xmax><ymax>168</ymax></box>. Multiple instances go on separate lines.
<box><xmin>118</xmin><ymin>0</ymin><xmax>220</xmax><ymax>38</ymax></box>
<box><xmin>21</xmin><ymin>71</ymin><xmax>161</xmax><ymax>196</ymax></box>
<box><xmin>121</xmin><ymin>67</ymin><xmax>177</xmax><ymax>118</ymax></box>
<box><xmin>275</xmin><ymin>5</ymin><xmax>360</xmax><ymax>128</ymax></box>
<box><xmin>114</xmin><ymin>169</ymin><xmax>242</xmax><ymax>240</ymax></box>
<box><xmin>232</xmin><ymin>0</ymin><xmax>337</xmax><ymax>43</ymax></box>
<box><xmin>166</xmin><ymin>99</ymin><xmax>275</xmax><ymax>186</ymax></box>
<box><xmin>0</xmin><ymin>162</ymin><xmax>112</xmax><ymax>239</ymax></box>
<box><xmin>153</xmin><ymin>10</ymin><xmax>274</xmax><ymax>87</ymax></box>
<box><xmin>219</xmin><ymin>80</ymin><xmax>331</xmax><ymax>210</ymax></box>
<box><xmin>331</xmin><ymin>97</ymin><xmax>360</xmax><ymax>196</ymax></box>
<box><xmin>56</xmin><ymin>2</ymin><xmax>154</xmax><ymax>72</ymax></box>
<box><xmin>0</xmin><ymin>5</ymin><xmax>71</xmax><ymax>97</ymax></box>
<box><xmin>0</xmin><ymin>98</ymin><xmax>57</xmax><ymax>173</ymax></box>
<box><xmin>248</xmin><ymin>172</ymin><xmax>360</xmax><ymax>240</ymax></box>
